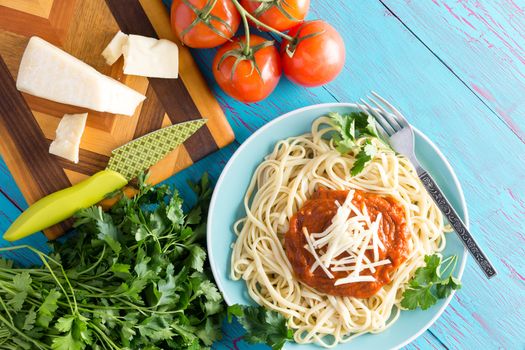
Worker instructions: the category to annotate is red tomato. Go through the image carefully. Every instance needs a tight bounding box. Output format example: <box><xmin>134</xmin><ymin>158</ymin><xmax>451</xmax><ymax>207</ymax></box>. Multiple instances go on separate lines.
<box><xmin>213</xmin><ymin>35</ymin><xmax>281</xmax><ymax>103</ymax></box>
<box><xmin>240</xmin><ymin>0</ymin><xmax>310</xmax><ymax>32</ymax></box>
<box><xmin>171</xmin><ymin>0</ymin><xmax>240</xmax><ymax>48</ymax></box>
<box><xmin>281</xmin><ymin>20</ymin><xmax>345</xmax><ymax>87</ymax></box>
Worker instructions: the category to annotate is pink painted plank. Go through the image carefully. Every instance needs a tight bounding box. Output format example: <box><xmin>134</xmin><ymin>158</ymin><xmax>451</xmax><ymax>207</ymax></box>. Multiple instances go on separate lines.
<box><xmin>381</xmin><ymin>0</ymin><xmax>525</xmax><ymax>143</ymax></box>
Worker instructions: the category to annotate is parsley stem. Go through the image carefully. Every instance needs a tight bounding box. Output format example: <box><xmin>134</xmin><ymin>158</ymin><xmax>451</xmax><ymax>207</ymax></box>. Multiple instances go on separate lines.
<box><xmin>0</xmin><ymin>295</ymin><xmax>13</xmax><ymax>325</ymax></box>
<box><xmin>440</xmin><ymin>255</ymin><xmax>457</xmax><ymax>278</ymax></box>
<box><xmin>0</xmin><ymin>313</ymin><xmax>50</xmax><ymax>349</ymax></box>
<box><xmin>39</xmin><ymin>253</ymin><xmax>79</xmax><ymax>315</ymax></box>
<box><xmin>77</xmin><ymin>270</ymin><xmax>112</xmax><ymax>281</ymax></box>
<box><xmin>0</xmin><ymin>328</ymin><xmax>9</xmax><ymax>337</ymax></box>
<box><xmin>89</xmin><ymin>323</ymin><xmax>121</xmax><ymax>350</ymax></box>
<box><xmin>76</xmin><ymin>245</ymin><xmax>106</xmax><ymax>276</ymax></box>
<box><xmin>62</xmin><ymin>300</ymin><xmax>182</xmax><ymax>314</ymax></box>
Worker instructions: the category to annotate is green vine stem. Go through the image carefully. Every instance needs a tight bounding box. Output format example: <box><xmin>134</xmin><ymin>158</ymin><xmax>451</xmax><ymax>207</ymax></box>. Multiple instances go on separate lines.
<box><xmin>201</xmin><ymin>0</ymin><xmax>218</xmax><ymax>18</ymax></box>
<box><xmin>180</xmin><ymin>0</ymin><xmax>234</xmax><ymax>42</ymax></box>
<box><xmin>231</xmin><ymin>0</ymin><xmax>294</xmax><ymax>42</ymax></box>
<box><xmin>233</xmin><ymin>0</ymin><xmax>252</xmax><ymax>55</ymax></box>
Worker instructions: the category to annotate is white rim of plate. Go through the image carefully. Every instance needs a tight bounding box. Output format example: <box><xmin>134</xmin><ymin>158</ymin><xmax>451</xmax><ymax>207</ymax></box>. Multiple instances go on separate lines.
<box><xmin>207</xmin><ymin>102</ymin><xmax>468</xmax><ymax>350</ymax></box>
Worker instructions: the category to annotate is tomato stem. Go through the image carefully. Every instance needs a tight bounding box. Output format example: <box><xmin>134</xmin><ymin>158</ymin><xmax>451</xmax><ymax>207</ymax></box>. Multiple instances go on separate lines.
<box><xmin>201</xmin><ymin>0</ymin><xmax>218</xmax><ymax>18</ymax></box>
<box><xmin>231</xmin><ymin>0</ymin><xmax>294</xmax><ymax>42</ymax></box>
<box><xmin>236</xmin><ymin>0</ymin><xmax>252</xmax><ymax>55</ymax></box>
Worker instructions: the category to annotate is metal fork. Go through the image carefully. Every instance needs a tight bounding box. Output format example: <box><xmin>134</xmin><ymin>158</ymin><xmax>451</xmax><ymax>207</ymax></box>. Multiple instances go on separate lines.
<box><xmin>358</xmin><ymin>92</ymin><xmax>497</xmax><ymax>279</ymax></box>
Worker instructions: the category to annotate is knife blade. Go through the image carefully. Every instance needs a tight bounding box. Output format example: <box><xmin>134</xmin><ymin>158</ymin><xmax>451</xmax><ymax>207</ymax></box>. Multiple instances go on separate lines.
<box><xmin>3</xmin><ymin>119</ymin><xmax>206</xmax><ymax>241</ymax></box>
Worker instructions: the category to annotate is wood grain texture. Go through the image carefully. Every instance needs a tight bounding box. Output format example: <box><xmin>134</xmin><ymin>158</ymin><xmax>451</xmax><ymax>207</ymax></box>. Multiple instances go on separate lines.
<box><xmin>0</xmin><ymin>57</ymin><xmax>71</xmax><ymax>238</ymax></box>
<box><xmin>105</xmin><ymin>0</ymin><xmax>219</xmax><ymax>162</ymax></box>
<box><xmin>0</xmin><ymin>0</ymin><xmax>233</xmax><ymax>238</ymax></box>
<box><xmin>0</xmin><ymin>0</ymin><xmax>53</xmax><ymax>18</ymax></box>
<box><xmin>381</xmin><ymin>0</ymin><xmax>525</xmax><ymax>144</ymax></box>
<box><xmin>0</xmin><ymin>5</ymin><xmax>61</xmax><ymax>45</ymax></box>
<box><xmin>141</xmin><ymin>0</ymin><xmax>234</xmax><ymax>148</ymax></box>
<box><xmin>1</xmin><ymin>0</ymin><xmax>524</xmax><ymax>348</ymax></box>
<box><xmin>133</xmin><ymin>84</ymin><xmax>166</xmax><ymax>138</ymax></box>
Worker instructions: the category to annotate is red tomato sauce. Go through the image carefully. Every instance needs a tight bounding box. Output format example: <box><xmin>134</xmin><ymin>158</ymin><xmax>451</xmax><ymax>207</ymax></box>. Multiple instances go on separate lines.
<box><xmin>284</xmin><ymin>188</ymin><xmax>409</xmax><ymax>298</ymax></box>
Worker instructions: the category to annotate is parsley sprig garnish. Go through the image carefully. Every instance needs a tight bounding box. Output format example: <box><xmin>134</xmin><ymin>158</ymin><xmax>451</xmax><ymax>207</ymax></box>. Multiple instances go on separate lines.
<box><xmin>401</xmin><ymin>254</ymin><xmax>462</xmax><ymax>310</ymax></box>
<box><xmin>327</xmin><ymin>112</ymin><xmax>380</xmax><ymax>175</ymax></box>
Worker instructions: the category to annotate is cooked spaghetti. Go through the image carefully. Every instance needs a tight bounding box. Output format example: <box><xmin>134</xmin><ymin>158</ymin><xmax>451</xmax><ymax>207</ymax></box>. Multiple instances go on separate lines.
<box><xmin>231</xmin><ymin>116</ymin><xmax>447</xmax><ymax>347</ymax></box>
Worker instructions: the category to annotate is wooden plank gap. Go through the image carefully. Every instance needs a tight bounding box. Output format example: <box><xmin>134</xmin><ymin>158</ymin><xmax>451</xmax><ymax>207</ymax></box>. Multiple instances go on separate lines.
<box><xmin>0</xmin><ymin>189</ymin><xmax>23</xmax><ymax>213</ymax></box>
<box><xmin>377</xmin><ymin>0</ymin><xmax>525</xmax><ymax>145</ymax></box>
<box><xmin>427</xmin><ymin>329</ymin><xmax>450</xmax><ymax>350</ymax></box>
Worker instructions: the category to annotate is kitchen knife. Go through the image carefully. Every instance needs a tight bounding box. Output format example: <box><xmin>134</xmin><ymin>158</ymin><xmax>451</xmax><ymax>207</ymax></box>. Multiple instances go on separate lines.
<box><xmin>3</xmin><ymin>119</ymin><xmax>207</xmax><ymax>241</ymax></box>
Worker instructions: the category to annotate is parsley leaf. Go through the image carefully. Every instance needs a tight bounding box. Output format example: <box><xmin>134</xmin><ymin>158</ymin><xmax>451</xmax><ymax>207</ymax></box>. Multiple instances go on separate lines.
<box><xmin>436</xmin><ymin>276</ymin><xmax>462</xmax><ymax>298</ymax></box>
<box><xmin>185</xmin><ymin>245</ymin><xmax>206</xmax><ymax>273</ymax></box>
<box><xmin>76</xmin><ymin>206</ymin><xmax>121</xmax><ymax>254</ymax></box>
<box><xmin>196</xmin><ymin>318</ymin><xmax>222</xmax><ymax>346</ymax></box>
<box><xmin>137</xmin><ymin>316</ymin><xmax>176</xmax><ymax>342</ymax></box>
<box><xmin>226</xmin><ymin>304</ymin><xmax>244</xmax><ymax>323</ymax></box>
<box><xmin>7</xmin><ymin>291</ymin><xmax>27</xmax><ymax>311</ymax></box>
<box><xmin>51</xmin><ymin>332</ymin><xmax>83</xmax><ymax>350</ymax></box>
<box><xmin>328</xmin><ymin>112</ymin><xmax>382</xmax><ymax>176</ymax></box>
<box><xmin>55</xmin><ymin>315</ymin><xmax>75</xmax><ymax>332</ymax></box>
<box><xmin>237</xmin><ymin>306</ymin><xmax>294</xmax><ymax>350</ymax></box>
<box><xmin>350</xmin><ymin>140</ymin><xmax>378</xmax><ymax>176</ymax></box>
<box><xmin>156</xmin><ymin>269</ymin><xmax>177</xmax><ymax>306</ymax></box>
<box><xmin>22</xmin><ymin>307</ymin><xmax>36</xmax><ymax>331</ymax></box>
<box><xmin>13</xmin><ymin>272</ymin><xmax>32</xmax><ymax>293</ymax></box>
<box><xmin>36</xmin><ymin>289</ymin><xmax>61</xmax><ymax>328</ymax></box>
<box><xmin>402</xmin><ymin>254</ymin><xmax>462</xmax><ymax>310</ymax></box>
<box><xmin>401</xmin><ymin>285</ymin><xmax>437</xmax><ymax>310</ymax></box>
<box><xmin>166</xmin><ymin>194</ymin><xmax>185</xmax><ymax>228</ymax></box>
<box><xmin>411</xmin><ymin>254</ymin><xmax>441</xmax><ymax>287</ymax></box>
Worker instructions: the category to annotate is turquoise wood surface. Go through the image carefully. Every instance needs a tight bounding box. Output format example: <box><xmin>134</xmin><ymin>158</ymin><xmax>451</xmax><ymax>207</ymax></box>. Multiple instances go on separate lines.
<box><xmin>1</xmin><ymin>0</ymin><xmax>524</xmax><ymax>349</ymax></box>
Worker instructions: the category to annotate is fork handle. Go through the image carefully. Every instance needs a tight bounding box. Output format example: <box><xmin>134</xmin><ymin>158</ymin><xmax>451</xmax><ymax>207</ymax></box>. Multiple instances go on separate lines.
<box><xmin>418</xmin><ymin>170</ymin><xmax>497</xmax><ymax>279</ymax></box>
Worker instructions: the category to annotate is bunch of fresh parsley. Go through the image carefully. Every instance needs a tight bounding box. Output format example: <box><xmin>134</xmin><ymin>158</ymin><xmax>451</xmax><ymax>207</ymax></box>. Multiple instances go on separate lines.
<box><xmin>328</xmin><ymin>111</ymin><xmax>382</xmax><ymax>176</ymax></box>
<box><xmin>401</xmin><ymin>254</ymin><xmax>462</xmax><ymax>310</ymax></box>
<box><xmin>0</xmin><ymin>174</ymin><xmax>292</xmax><ymax>350</ymax></box>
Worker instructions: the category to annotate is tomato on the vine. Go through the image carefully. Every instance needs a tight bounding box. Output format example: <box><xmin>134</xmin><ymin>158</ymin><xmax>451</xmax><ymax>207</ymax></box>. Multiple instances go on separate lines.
<box><xmin>213</xmin><ymin>35</ymin><xmax>281</xmax><ymax>103</ymax></box>
<box><xmin>171</xmin><ymin>0</ymin><xmax>240</xmax><ymax>48</ymax></box>
<box><xmin>240</xmin><ymin>0</ymin><xmax>310</xmax><ymax>32</ymax></box>
<box><xmin>281</xmin><ymin>20</ymin><xmax>345</xmax><ymax>87</ymax></box>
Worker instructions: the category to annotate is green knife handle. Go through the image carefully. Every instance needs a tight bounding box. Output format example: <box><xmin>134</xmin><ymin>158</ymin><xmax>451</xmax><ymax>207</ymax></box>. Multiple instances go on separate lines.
<box><xmin>3</xmin><ymin>169</ymin><xmax>128</xmax><ymax>241</ymax></box>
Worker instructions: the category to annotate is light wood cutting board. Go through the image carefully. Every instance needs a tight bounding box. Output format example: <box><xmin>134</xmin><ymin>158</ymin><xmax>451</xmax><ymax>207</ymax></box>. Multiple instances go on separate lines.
<box><xmin>0</xmin><ymin>0</ymin><xmax>234</xmax><ymax>239</ymax></box>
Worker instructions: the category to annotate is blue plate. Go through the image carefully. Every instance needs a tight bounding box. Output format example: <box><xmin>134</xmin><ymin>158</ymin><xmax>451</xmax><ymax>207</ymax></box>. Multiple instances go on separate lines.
<box><xmin>208</xmin><ymin>103</ymin><xmax>467</xmax><ymax>349</ymax></box>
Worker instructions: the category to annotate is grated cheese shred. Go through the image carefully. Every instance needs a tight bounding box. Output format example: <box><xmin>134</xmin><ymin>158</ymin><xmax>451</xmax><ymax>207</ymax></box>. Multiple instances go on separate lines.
<box><xmin>303</xmin><ymin>190</ymin><xmax>391</xmax><ymax>286</ymax></box>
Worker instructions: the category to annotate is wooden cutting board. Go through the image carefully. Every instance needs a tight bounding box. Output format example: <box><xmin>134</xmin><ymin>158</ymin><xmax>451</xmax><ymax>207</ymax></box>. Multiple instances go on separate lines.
<box><xmin>0</xmin><ymin>0</ymin><xmax>234</xmax><ymax>239</ymax></box>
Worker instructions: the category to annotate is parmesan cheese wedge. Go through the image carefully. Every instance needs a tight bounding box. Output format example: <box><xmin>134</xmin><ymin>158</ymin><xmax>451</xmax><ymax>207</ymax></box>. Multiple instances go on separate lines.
<box><xmin>49</xmin><ymin>113</ymin><xmax>87</xmax><ymax>163</ymax></box>
<box><xmin>122</xmin><ymin>35</ymin><xmax>179</xmax><ymax>78</ymax></box>
<box><xmin>102</xmin><ymin>30</ymin><xmax>128</xmax><ymax>65</ymax></box>
<box><xmin>16</xmin><ymin>36</ymin><xmax>145</xmax><ymax>116</ymax></box>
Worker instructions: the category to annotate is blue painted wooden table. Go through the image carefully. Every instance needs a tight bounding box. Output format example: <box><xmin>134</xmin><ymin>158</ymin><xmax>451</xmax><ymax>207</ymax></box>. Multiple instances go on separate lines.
<box><xmin>1</xmin><ymin>0</ymin><xmax>524</xmax><ymax>349</ymax></box>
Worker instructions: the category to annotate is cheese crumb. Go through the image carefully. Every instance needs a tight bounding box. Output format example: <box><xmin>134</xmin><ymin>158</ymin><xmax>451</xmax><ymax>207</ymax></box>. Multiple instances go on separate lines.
<box><xmin>102</xmin><ymin>30</ymin><xmax>128</xmax><ymax>65</ymax></box>
<box><xmin>49</xmin><ymin>113</ymin><xmax>87</xmax><ymax>163</ymax></box>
